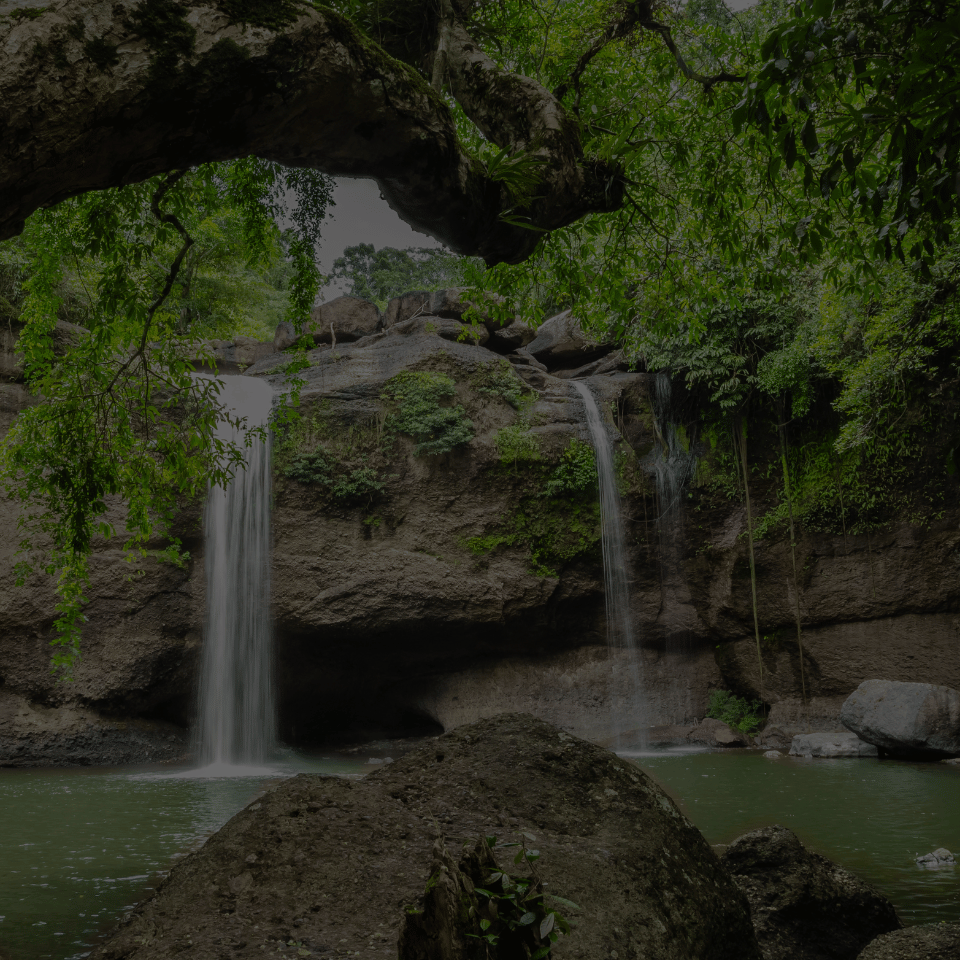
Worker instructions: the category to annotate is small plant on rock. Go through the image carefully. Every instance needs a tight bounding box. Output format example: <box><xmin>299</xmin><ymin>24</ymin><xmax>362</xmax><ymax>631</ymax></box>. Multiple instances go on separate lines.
<box><xmin>283</xmin><ymin>447</ymin><xmax>384</xmax><ymax>504</ymax></box>
<box><xmin>706</xmin><ymin>689</ymin><xmax>763</xmax><ymax>735</ymax></box>
<box><xmin>381</xmin><ymin>370</ymin><xmax>474</xmax><ymax>456</ymax></box>
<box><xmin>544</xmin><ymin>439</ymin><xmax>596</xmax><ymax>496</ymax></box>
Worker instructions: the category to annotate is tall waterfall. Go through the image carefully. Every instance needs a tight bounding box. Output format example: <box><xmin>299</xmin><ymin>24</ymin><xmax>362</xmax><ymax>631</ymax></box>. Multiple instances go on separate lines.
<box><xmin>196</xmin><ymin>375</ymin><xmax>277</xmax><ymax>771</ymax></box>
<box><xmin>571</xmin><ymin>380</ymin><xmax>645</xmax><ymax>745</ymax></box>
<box><xmin>650</xmin><ymin>372</ymin><xmax>700</xmax><ymax>722</ymax></box>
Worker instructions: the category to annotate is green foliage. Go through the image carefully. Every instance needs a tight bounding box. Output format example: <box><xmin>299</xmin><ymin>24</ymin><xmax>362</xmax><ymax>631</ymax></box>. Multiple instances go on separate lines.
<box><xmin>466</xmin><ymin>439</ymin><xmax>600</xmax><ymax>576</ymax></box>
<box><xmin>473</xmin><ymin>358</ymin><xmax>528</xmax><ymax>410</ymax></box>
<box><xmin>738</xmin><ymin>0</ymin><xmax>960</xmax><ymax>277</ymax></box>
<box><xmin>467</xmin><ymin>837</ymin><xmax>571</xmax><ymax>959</ymax></box>
<box><xmin>495</xmin><ymin>425</ymin><xmax>542</xmax><ymax>470</ymax></box>
<box><xmin>381</xmin><ymin>370</ymin><xmax>474</xmax><ymax>456</ymax></box>
<box><xmin>283</xmin><ymin>447</ymin><xmax>384</xmax><ymax>504</ymax></box>
<box><xmin>706</xmin><ymin>689</ymin><xmax>764</xmax><ymax>735</ymax></box>
<box><xmin>0</xmin><ymin>158</ymin><xmax>332</xmax><ymax>672</ymax></box>
<box><xmin>544</xmin><ymin>439</ymin><xmax>597</xmax><ymax>497</ymax></box>
<box><xmin>329</xmin><ymin>243</ymin><xmax>472</xmax><ymax>308</ymax></box>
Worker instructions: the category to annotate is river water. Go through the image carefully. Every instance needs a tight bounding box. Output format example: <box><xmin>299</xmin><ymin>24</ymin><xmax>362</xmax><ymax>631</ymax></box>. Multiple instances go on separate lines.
<box><xmin>0</xmin><ymin>753</ymin><xmax>956</xmax><ymax>958</ymax></box>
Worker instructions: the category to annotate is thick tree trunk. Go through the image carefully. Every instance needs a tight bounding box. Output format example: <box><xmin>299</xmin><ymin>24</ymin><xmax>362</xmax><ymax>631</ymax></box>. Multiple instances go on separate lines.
<box><xmin>0</xmin><ymin>0</ymin><xmax>621</xmax><ymax>264</ymax></box>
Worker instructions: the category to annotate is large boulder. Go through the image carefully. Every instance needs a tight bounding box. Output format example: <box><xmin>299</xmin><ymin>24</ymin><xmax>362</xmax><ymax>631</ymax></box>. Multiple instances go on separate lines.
<box><xmin>789</xmin><ymin>732</ymin><xmax>879</xmax><ymax>758</ymax></box>
<box><xmin>840</xmin><ymin>679</ymin><xmax>960</xmax><ymax>760</ymax></box>
<box><xmin>719</xmin><ymin>825</ymin><xmax>900</xmax><ymax>960</ymax></box>
<box><xmin>309</xmin><ymin>295</ymin><xmax>381</xmax><ymax>343</ymax></box>
<box><xmin>90</xmin><ymin>714</ymin><xmax>761</xmax><ymax>960</ymax></box>
<box><xmin>857</xmin><ymin>924</ymin><xmax>960</xmax><ymax>959</ymax></box>
<box><xmin>526</xmin><ymin>309</ymin><xmax>615</xmax><ymax>371</ymax></box>
<box><xmin>384</xmin><ymin>290</ymin><xmax>433</xmax><ymax>327</ymax></box>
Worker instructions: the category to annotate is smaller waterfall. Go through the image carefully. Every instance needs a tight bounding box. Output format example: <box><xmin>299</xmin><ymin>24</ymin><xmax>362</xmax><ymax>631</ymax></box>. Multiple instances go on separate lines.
<box><xmin>196</xmin><ymin>375</ymin><xmax>277</xmax><ymax>772</ymax></box>
<box><xmin>571</xmin><ymin>380</ymin><xmax>645</xmax><ymax>745</ymax></box>
<box><xmin>650</xmin><ymin>373</ymin><xmax>700</xmax><ymax>722</ymax></box>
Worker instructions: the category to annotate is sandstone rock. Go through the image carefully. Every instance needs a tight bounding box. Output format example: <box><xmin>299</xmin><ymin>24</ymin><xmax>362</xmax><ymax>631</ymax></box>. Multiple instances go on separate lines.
<box><xmin>840</xmin><ymin>679</ymin><xmax>960</xmax><ymax>759</ymax></box>
<box><xmin>0</xmin><ymin>688</ymin><xmax>188</xmax><ymax>766</ymax></box>
<box><xmin>273</xmin><ymin>320</ymin><xmax>298</xmax><ymax>351</ymax></box>
<box><xmin>429</xmin><ymin>287</ymin><xmax>507</xmax><ymax>328</ymax></box>
<box><xmin>943</xmin><ymin>757</ymin><xmax>960</xmax><ymax>766</ymax></box>
<box><xmin>90</xmin><ymin>714</ymin><xmax>761</xmax><ymax>960</ymax></box>
<box><xmin>388</xmin><ymin>313</ymin><xmax>489</xmax><ymax>346</ymax></box>
<box><xmin>857</xmin><ymin>923</ymin><xmax>960</xmax><ymax>959</ymax></box>
<box><xmin>526</xmin><ymin>309</ymin><xmax>614</xmax><ymax>371</ymax></box>
<box><xmin>309</xmin><ymin>295</ymin><xmax>381</xmax><ymax>343</ymax></box>
<box><xmin>764</xmin><ymin>750</ymin><xmax>782</xmax><ymax>758</ymax></box>
<box><xmin>194</xmin><ymin>336</ymin><xmax>276</xmax><ymax>374</ymax></box>
<box><xmin>688</xmin><ymin>717</ymin><xmax>749</xmax><ymax>748</ymax></box>
<box><xmin>720</xmin><ymin>825</ymin><xmax>901</xmax><ymax>960</ymax></box>
<box><xmin>489</xmin><ymin>318</ymin><xmax>535</xmax><ymax>351</ymax></box>
<box><xmin>789</xmin><ymin>732</ymin><xmax>879</xmax><ymax>758</ymax></box>
<box><xmin>384</xmin><ymin>290</ymin><xmax>432</xmax><ymax>327</ymax></box>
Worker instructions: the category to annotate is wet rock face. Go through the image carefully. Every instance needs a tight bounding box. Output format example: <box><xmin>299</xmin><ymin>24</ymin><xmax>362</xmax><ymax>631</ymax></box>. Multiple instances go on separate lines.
<box><xmin>788</xmin><ymin>732</ymin><xmax>878</xmax><ymax>759</ymax></box>
<box><xmin>857</xmin><ymin>923</ymin><xmax>960</xmax><ymax>959</ymax></box>
<box><xmin>720</xmin><ymin>825</ymin><xmax>901</xmax><ymax>960</ymax></box>
<box><xmin>0</xmin><ymin>689</ymin><xmax>187</xmax><ymax>767</ymax></box>
<box><xmin>88</xmin><ymin>714</ymin><xmax>762</xmax><ymax>960</ymax></box>
<box><xmin>840</xmin><ymin>679</ymin><xmax>960</xmax><ymax>760</ymax></box>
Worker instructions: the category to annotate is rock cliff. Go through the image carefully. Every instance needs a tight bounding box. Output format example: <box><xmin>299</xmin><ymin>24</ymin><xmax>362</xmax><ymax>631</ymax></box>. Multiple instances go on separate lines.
<box><xmin>2</xmin><ymin>293</ymin><xmax>959</xmax><ymax>762</ymax></box>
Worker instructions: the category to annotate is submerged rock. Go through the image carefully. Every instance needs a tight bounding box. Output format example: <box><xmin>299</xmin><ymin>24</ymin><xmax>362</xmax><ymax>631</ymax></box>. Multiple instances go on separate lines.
<box><xmin>789</xmin><ymin>732</ymin><xmax>879</xmax><ymax>758</ymax></box>
<box><xmin>840</xmin><ymin>679</ymin><xmax>960</xmax><ymax>760</ymax></box>
<box><xmin>857</xmin><ymin>923</ymin><xmax>960</xmax><ymax>959</ymax></box>
<box><xmin>719</xmin><ymin>825</ymin><xmax>900</xmax><ymax>960</ymax></box>
<box><xmin>914</xmin><ymin>848</ymin><xmax>955</xmax><ymax>867</ymax></box>
<box><xmin>90</xmin><ymin>714</ymin><xmax>761</xmax><ymax>960</ymax></box>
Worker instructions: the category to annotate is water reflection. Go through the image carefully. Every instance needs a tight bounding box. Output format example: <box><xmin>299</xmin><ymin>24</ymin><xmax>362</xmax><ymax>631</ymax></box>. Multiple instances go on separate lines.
<box><xmin>0</xmin><ymin>754</ymin><xmax>369</xmax><ymax>960</ymax></box>
<box><xmin>639</xmin><ymin>751</ymin><xmax>960</xmax><ymax>925</ymax></box>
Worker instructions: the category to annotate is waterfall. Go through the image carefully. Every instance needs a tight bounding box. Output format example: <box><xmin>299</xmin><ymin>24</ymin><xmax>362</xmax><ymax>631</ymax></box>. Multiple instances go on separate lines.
<box><xmin>650</xmin><ymin>372</ymin><xmax>700</xmax><ymax>722</ymax></box>
<box><xmin>571</xmin><ymin>380</ymin><xmax>645</xmax><ymax>745</ymax></box>
<box><xmin>196</xmin><ymin>375</ymin><xmax>277</xmax><ymax>772</ymax></box>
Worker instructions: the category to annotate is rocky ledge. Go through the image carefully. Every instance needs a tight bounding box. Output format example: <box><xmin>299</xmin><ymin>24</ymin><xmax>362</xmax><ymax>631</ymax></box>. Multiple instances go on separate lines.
<box><xmin>90</xmin><ymin>714</ymin><xmax>760</xmax><ymax>960</ymax></box>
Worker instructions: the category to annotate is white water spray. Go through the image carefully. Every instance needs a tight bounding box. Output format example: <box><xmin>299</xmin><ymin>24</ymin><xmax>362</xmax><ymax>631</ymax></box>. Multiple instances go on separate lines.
<box><xmin>571</xmin><ymin>380</ymin><xmax>645</xmax><ymax>745</ymax></box>
<box><xmin>195</xmin><ymin>375</ymin><xmax>277</xmax><ymax>774</ymax></box>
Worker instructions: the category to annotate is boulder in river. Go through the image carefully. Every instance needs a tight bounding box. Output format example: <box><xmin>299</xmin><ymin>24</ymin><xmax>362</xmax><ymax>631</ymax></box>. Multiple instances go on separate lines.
<box><xmin>914</xmin><ymin>847</ymin><xmax>955</xmax><ymax>867</ymax></box>
<box><xmin>840</xmin><ymin>679</ymin><xmax>960</xmax><ymax>760</ymax></box>
<box><xmin>789</xmin><ymin>732</ymin><xmax>879</xmax><ymax>758</ymax></box>
<box><xmin>90</xmin><ymin>714</ymin><xmax>761</xmax><ymax>960</ymax></box>
<box><xmin>857</xmin><ymin>923</ymin><xmax>960</xmax><ymax>959</ymax></box>
<box><xmin>719</xmin><ymin>825</ymin><xmax>901</xmax><ymax>960</ymax></box>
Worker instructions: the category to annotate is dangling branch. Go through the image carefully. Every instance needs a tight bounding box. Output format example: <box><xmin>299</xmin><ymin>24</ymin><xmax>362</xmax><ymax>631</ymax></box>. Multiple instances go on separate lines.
<box><xmin>778</xmin><ymin>414</ymin><xmax>806</xmax><ymax>705</ymax></box>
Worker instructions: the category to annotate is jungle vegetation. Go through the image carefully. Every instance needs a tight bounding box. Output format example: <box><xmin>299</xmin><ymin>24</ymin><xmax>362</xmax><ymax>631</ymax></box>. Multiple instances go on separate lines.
<box><xmin>0</xmin><ymin>0</ymin><xmax>957</xmax><ymax>669</ymax></box>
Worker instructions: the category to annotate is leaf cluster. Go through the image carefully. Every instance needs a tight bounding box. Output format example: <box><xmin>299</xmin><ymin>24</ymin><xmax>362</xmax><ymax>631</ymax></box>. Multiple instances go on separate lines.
<box><xmin>381</xmin><ymin>370</ymin><xmax>475</xmax><ymax>456</ymax></box>
<box><xmin>706</xmin><ymin>689</ymin><xmax>764</xmax><ymax>734</ymax></box>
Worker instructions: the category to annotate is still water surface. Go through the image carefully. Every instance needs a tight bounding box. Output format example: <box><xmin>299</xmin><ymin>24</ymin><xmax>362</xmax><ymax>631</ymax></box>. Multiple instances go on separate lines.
<box><xmin>0</xmin><ymin>754</ymin><xmax>370</xmax><ymax>960</ymax></box>
<box><xmin>640</xmin><ymin>751</ymin><xmax>960</xmax><ymax>926</ymax></box>
<box><xmin>0</xmin><ymin>751</ymin><xmax>956</xmax><ymax>959</ymax></box>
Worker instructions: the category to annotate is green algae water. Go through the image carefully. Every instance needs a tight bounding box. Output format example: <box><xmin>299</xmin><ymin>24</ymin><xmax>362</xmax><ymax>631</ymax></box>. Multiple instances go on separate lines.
<box><xmin>0</xmin><ymin>756</ymin><xmax>370</xmax><ymax>960</ymax></box>
<box><xmin>638</xmin><ymin>751</ymin><xmax>960</xmax><ymax>926</ymax></box>
<box><xmin>1</xmin><ymin>752</ymin><xmax>957</xmax><ymax>959</ymax></box>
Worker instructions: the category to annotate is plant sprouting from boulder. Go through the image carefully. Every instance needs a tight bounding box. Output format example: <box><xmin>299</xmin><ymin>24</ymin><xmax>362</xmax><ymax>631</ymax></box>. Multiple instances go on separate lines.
<box><xmin>381</xmin><ymin>370</ymin><xmax>474</xmax><ymax>456</ymax></box>
<box><xmin>706</xmin><ymin>689</ymin><xmax>763</xmax><ymax>735</ymax></box>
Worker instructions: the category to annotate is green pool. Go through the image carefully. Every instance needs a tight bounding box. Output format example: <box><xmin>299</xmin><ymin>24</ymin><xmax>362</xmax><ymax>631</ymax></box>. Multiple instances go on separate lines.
<box><xmin>638</xmin><ymin>750</ymin><xmax>960</xmax><ymax>926</ymax></box>
<box><xmin>0</xmin><ymin>750</ymin><xmax>956</xmax><ymax>959</ymax></box>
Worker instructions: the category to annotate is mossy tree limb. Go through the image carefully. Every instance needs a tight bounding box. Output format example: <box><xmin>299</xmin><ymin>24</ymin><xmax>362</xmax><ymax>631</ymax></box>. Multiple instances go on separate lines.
<box><xmin>0</xmin><ymin>0</ymin><xmax>622</xmax><ymax>263</ymax></box>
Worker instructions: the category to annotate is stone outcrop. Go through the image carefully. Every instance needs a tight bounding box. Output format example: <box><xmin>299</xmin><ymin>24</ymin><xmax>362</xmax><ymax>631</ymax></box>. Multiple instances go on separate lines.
<box><xmin>719</xmin><ymin>825</ymin><xmax>901</xmax><ymax>960</ymax></box>
<box><xmin>89</xmin><ymin>714</ymin><xmax>762</xmax><ymax>960</ymax></box>
<box><xmin>4</xmin><ymin>287</ymin><xmax>960</xmax><ymax>761</ymax></box>
<box><xmin>788</xmin><ymin>732</ymin><xmax>879</xmax><ymax>758</ymax></box>
<box><xmin>526</xmin><ymin>309</ymin><xmax>615</xmax><ymax>370</ymax></box>
<box><xmin>840</xmin><ymin>679</ymin><xmax>960</xmax><ymax>759</ymax></box>
<box><xmin>0</xmin><ymin>688</ymin><xmax>186</xmax><ymax>767</ymax></box>
<box><xmin>308</xmin><ymin>296</ymin><xmax>382</xmax><ymax>344</ymax></box>
<box><xmin>857</xmin><ymin>924</ymin><xmax>960</xmax><ymax>959</ymax></box>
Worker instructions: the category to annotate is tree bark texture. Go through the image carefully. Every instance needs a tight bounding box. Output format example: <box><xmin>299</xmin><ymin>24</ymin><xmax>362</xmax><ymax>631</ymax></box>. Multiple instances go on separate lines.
<box><xmin>0</xmin><ymin>0</ymin><xmax>623</xmax><ymax>264</ymax></box>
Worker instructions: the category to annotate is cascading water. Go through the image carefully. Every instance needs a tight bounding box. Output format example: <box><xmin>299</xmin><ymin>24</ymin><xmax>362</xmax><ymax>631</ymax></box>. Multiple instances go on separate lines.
<box><xmin>571</xmin><ymin>380</ymin><xmax>646</xmax><ymax>746</ymax></box>
<box><xmin>196</xmin><ymin>375</ymin><xmax>277</xmax><ymax>773</ymax></box>
<box><xmin>650</xmin><ymin>372</ymin><xmax>700</xmax><ymax>722</ymax></box>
